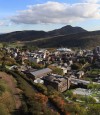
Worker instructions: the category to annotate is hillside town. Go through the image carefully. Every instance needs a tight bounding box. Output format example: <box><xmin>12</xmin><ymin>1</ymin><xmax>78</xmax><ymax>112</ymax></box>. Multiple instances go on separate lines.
<box><xmin>1</xmin><ymin>45</ymin><xmax>100</xmax><ymax>91</ymax></box>
<box><xmin>0</xmin><ymin>44</ymin><xmax>100</xmax><ymax>115</ymax></box>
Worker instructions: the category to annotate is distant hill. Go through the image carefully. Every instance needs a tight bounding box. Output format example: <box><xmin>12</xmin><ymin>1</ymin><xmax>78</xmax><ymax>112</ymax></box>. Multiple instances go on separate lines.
<box><xmin>0</xmin><ymin>25</ymin><xmax>87</xmax><ymax>42</ymax></box>
<box><xmin>0</xmin><ymin>30</ymin><xmax>47</xmax><ymax>42</ymax></box>
<box><xmin>1</xmin><ymin>25</ymin><xmax>100</xmax><ymax>48</ymax></box>
<box><xmin>24</xmin><ymin>30</ymin><xmax>100</xmax><ymax>49</ymax></box>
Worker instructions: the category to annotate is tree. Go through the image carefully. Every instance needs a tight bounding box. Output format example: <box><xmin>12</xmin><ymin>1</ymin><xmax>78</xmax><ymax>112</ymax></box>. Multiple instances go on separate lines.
<box><xmin>87</xmin><ymin>83</ymin><xmax>94</xmax><ymax>89</ymax></box>
<box><xmin>1</xmin><ymin>56</ymin><xmax>6</xmax><ymax>69</ymax></box>
<box><xmin>64</xmin><ymin>90</ymin><xmax>73</xmax><ymax>98</ymax></box>
<box><xmin>2</xmin><ymin>42</ymin><xmax>8</xmax><ymax>48</ymax></box>
<box><xmin>87</xmin><ymin>104</ymin><xmax>100</xmax><ymax>115</ymax></box>
<box><xmin>85</xmin><ymin>96</ymin><xmax>96</xmax><ymax>104</ymax></box>
<box><xmin>79</xmin><ymin>58</ymin><xmax>86</xmax><ymax>65</ymax></box>
<box><xmin>87</xmin><ymin>83</ymin><xmax>100</xmax><ymax>92</ymax></box>
<box><xmin>31</xmin><ymin>62</ymin><xmax>45</xmax><ymax>69</ymax></box>
<box><xmin>48</xmin><ymin>65</ymin><xmax>63</xmax><ymax>75</ymax></box>
<box><xmin>71</xmin><ymin>63</ymin><xmax>81</xmax><ymax>70</ymax></box>
<box><xmin>22</xmin><ymin>45</ymin><xmax>39</xmax><ymax>52</ymax></box>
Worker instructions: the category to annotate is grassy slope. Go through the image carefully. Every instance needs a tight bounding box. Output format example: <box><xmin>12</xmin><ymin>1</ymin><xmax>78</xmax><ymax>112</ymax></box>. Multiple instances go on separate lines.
<box><xmin>0</xmin><ymin>79</ymin><xmax>16</xmax><ymax>115</ymax></box>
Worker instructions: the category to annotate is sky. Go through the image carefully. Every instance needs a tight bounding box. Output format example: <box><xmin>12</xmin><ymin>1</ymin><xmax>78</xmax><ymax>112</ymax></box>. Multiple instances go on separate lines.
<box><xmin>0</xmin><ymin>0</ymin><xmax>100</xmax><ymax>33</ymax></box>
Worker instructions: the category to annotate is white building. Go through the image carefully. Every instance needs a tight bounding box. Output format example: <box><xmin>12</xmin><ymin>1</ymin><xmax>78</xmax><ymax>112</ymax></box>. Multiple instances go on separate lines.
<box><xmin>57</xmin><ymin>48</ymin><xmax>72</xmax><ymax>52</ymax></box>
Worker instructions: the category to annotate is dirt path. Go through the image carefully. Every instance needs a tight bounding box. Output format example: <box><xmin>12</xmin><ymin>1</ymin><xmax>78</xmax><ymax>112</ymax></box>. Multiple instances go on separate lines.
<box><xmin>0</xmin><ymin>72</ymin><xmax>22</xmax><ymax>109</ymax></box>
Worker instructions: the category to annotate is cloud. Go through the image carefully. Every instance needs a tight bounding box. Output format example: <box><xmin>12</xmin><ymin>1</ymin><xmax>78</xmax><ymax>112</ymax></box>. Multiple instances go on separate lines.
<box><xmin>0</xmin><ymin>20</ymin><xmax>12</xmax><ymax>26</ymax></box>
<box><xmin>0</xmin><ymin>21</ymin><xmax>5</xmax><ymax>26</ymax></box>
<box><xmin>11</xmin><ymin>1</ymin><xmax>100</xmax><ymax>24</ymax></box>
<box><xmin>85</xmin><ymin>0</ymin><xmax>100</xmax><ymax>3</ymax></box>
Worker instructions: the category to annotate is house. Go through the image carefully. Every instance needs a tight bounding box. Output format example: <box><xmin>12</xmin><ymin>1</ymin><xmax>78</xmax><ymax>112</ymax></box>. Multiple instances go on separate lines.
<box><xmin>43</xmin><ymin>74</ymin><xmax>70</xmax><ymax>92</ymax></box>
<box><xmin>66</xmin><ymin>66</ymin><xmax>71</xmax><ymax>72</ymax></box>
<box><xmin>28</xmin><ymin>68</ymin><xmax>52</xmax><ymax>80</ymax></box>
<box><xmin>29</xmin><ymin>57</ymin><xmax>42</xmax><ymax>63</ymax></box>
<box><xmin>76</xmin><ymin>71</ymin><xmax>84</xmax><ymax>79</ymax></box>
<box><xmin>69</xmin><ymin>60</ymin><xmax>73</xmax><ymax>66</ymax></box>
<box><xmin>61</xmin><ymin>67</ymin><xmax>68</xmax><ymax>74</ymax></box>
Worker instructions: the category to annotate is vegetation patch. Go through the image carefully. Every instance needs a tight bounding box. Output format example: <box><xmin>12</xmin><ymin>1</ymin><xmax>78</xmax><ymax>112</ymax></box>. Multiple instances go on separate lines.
<box><xmin>0</xmin><ymin>77</ymin><xmax>16</xmax><ymax>114</ymax></box>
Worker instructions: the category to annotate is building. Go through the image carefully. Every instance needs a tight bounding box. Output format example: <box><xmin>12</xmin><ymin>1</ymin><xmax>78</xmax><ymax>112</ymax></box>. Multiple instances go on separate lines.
<box><xmin>29</xmin><ymin>57</ymin><xmax>42</xmax><ymax>63</ymax></box>
<box><xmin>27</xmin><ymin>68</ymin><xmax>52</xmax><ymax>80</ymax></box>
<box><xmin>57</xmin><ymin>48</ymin><xmax>72</xmax><ymax>52</ymax></box>
<box><xmin>76</xmin><ymin>71</ymin><xmax>84</xmax><ymax>79</ymax></box>
<box><xmin>93</xmin><ymin>46</ymin><xmax>100</xmax><ymax>54</ymax></box>
<box><xmin>43</xmin><ymin>74</ymin><xmax>70</xmax><ymax>92</ymax></box>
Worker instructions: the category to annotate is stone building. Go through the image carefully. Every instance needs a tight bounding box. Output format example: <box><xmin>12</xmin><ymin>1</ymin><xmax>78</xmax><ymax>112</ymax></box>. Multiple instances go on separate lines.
<box><xmin>43</xmin><ymin>74</ymin><xmax>70</xmax><ymax>92</ymax></box>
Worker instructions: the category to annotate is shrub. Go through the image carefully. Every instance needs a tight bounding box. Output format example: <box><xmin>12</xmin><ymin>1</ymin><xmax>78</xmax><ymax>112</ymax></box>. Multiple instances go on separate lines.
<box><xmin>71</xmin><ymin>63</ymin><xmax>81</xmax><ymax>70</ymax></box>
<box><xmin>48</xmin><ymin>65</ymin><xmax>63</xmax><ymax>75</ymax></box>
<box><xmin>33</xmin><ymin>83</ymin><xmax>48</xmax><ymax>95</ymax></box>
<box><xmin>64</xmin><ymin>90</ymin><xmax>73</xmax><ymax>98</ymax></box>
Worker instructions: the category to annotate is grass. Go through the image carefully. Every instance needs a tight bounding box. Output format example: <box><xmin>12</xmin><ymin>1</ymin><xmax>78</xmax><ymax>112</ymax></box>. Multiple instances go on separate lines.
<box><xmin>0</xmin><ymin>72</ymin><xmax>19</xmax><ymax>115</ymax></box>
<box><xmin>0</xmin><ymin>42</ymin><xmax>24</xmax><ymax>48</ymax></box>
<box><xmin>0</xmin><ymin>75</ymin><xmax>16</xmax><ymax>114</ymax></box>
<box><xmin>91</xmin><ymin>91</ymin><xmax>100</xmax><ymax>96</ymax></box>
<box><xmin>87</xmin><ymin>69</ymin><xmax>100</xmax><ymax>75</ymax></box>
<box><xmin>0</xmin><ymin>103</ymin><xmax>10</xmax><ymax>115</ymax></box>
<box><xmin>0</xmin><ymin>91</ymin><xmax>15</xmax><ymax>110</ymax></box>
<box><xmin>9</xmin><ymin>42</ymin><xmax>24</xmax><ymax>48</ymax></box>
<box><xmin>0</xmin><ymin>80</ymin><xmax>11</xmax><ymax>93</ymax></box>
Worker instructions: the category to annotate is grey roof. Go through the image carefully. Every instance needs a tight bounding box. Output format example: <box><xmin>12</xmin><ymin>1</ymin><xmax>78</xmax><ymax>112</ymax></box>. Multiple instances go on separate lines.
<box><xmin>44</xmin><ymin>75</ymin><xmax>67</xmax><ymax>84</ymax></box>
<box><xmin>44</xmin><ymin>75</ymin><xmax>54</xmax><ymax>81</ymax></box>
<box><xmin>30</xmin><ymin>68</ymin><xmax>52</xmax><ymax>77</ymax></box>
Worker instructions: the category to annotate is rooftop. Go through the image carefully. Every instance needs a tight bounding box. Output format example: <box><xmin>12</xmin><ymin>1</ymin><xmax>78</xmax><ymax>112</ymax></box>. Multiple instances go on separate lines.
<box><xmin>30</xmin><ymin>68</ymin><xmax>52</xmax><ymax>77</ymax></box>
<box><xmin>44</xmin><ymin>74</ymin><xmax>67</xmax><ymax>84</ymax></box>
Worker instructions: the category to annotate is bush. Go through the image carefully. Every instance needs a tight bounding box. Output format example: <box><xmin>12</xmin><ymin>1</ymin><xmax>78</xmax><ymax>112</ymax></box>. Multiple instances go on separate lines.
<box><xmin>64</xmin><ymin>90</ymin><xmax>73</xmax><ymax>98</ymax></box>
<box><xmin>71</xmin><ymin>63</ymin><xmax>81</xmax><ymax>70</ymax></box>
<box><xmin>79</xmin><ymin>58</ymin><xmax>86</xmax><ymax>65</ymax></box>
<box><xmin>48</xmin><ymin>65</ymin><xmax>63</xmax><ymax>75</ymax></box>
<box><xmin>31</xmin><ymin>62</ymin><xmax>45</xmax><ymax>69</ymax></box>
<box><xmin>87</xmin><ymin>104</ymin><xmax>100</xmax><ymax>115</ymax></box>
<box><xmin>33</xmin><ymin>83</ymin><xmax>48</xmax><ymax>95</ymax></box>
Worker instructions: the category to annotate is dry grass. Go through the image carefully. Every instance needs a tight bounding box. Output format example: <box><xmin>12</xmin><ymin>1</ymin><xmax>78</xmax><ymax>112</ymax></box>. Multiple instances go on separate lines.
<box><xmin>0</xmin><ymin>91</ymin><xmax>15</xmax><ymax>111</ymax></box>
<box><xmin>0</xmin><ymin>71</ymin><xmax>22</xmax><ymax>114</ymax></box>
